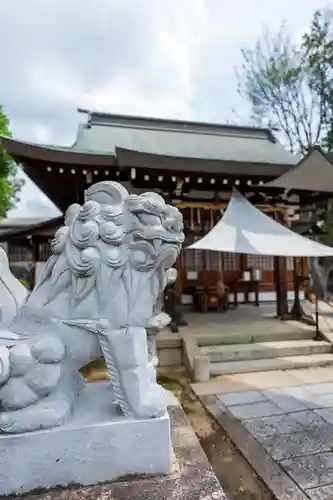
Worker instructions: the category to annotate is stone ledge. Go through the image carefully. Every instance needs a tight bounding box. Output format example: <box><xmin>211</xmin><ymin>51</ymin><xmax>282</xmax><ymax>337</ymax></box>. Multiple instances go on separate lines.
<box><xmin>156</xmin><ymin>336</ymin><xmax>182</xmax><ymax>349</ymax></box>
<box><xmin>10</xmin><ymin>405</ymin><xmax>228</xmax><ymax>500</ymax></box>
<box><xmin>0</xmin><ymin>382</ymin><xmax>172</xmax><ymax>496</ymax></box>
<box><xmin>158</xmin><ymin>348</ymin><xmax>182</xmax><ymax>367</ymax></box>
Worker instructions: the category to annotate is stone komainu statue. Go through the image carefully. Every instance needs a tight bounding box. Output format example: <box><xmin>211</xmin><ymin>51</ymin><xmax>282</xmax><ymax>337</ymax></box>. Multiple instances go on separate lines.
<box><xmin>0</xmin><ymin>181</ymin><xmax>184</xmax><ymax>433</ymax></box>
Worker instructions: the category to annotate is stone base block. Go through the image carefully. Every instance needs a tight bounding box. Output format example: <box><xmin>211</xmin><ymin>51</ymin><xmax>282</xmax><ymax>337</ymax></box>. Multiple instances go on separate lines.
<box><xmin>0</xmin><ymin>382</ymin><xmax>172</xmax><ymax>496</ymax></box>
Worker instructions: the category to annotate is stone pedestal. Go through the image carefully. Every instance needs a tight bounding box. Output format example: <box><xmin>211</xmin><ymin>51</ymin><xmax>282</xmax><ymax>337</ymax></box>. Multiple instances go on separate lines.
<box><xmin>0</xmin><ymin>382</ymin><xmax>172</xmax><ymax>496</ymax></box>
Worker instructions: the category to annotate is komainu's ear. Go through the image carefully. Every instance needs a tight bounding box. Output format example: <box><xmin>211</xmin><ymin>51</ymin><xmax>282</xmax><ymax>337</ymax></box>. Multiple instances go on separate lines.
<box><xmin>85</xmin><ymin>181</ymin><xmax>128</xmax><ymax>206</ymax></box>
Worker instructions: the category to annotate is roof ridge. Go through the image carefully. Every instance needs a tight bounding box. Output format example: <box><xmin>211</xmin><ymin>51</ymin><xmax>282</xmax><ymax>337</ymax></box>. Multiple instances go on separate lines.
<box><xmin>77</xmin><ymin>108</ymin><xmax>277</xmax><ymax>142</ymax></box>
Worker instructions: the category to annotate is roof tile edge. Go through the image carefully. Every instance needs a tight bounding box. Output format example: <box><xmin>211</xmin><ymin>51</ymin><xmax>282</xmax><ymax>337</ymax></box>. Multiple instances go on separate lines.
<box><xmin>77</xmin><ymin>108</ymin><xmax>277</xmax><ymax>142</ymax></box>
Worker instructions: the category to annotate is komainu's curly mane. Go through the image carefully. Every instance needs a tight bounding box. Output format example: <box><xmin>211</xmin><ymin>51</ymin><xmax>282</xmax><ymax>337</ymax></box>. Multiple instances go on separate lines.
<box><xmin>28</xmin><ymin>181</ymin><xmax>184</xmax><ymax>324</ymax></box>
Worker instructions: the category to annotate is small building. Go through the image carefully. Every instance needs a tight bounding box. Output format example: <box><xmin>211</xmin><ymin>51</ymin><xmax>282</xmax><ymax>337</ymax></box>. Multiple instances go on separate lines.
<box><xmin>3</xmin><ymin>110</ymin><xmax>320</xmax><ymax>305</ymax></box>
<box><xmin>0</xmin><ymin>216</ymin><xmax>62</xmax><ymax>288</ymax></box>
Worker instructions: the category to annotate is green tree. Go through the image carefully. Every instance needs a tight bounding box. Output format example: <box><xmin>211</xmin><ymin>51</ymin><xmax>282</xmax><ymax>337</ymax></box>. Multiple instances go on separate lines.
<box><xmin>0</xmin><ymin>106</ymin><xmax>24</xmax><ymax>216</ymax></box>
<box><xmin>237</xmin><ymin>7</ymin><xmax>333</xmax><ymax>272</ymax></box>
<box><xmin>302</xmin><ymin>9</ymin><xmax>333</xmax><ymax>150</ymax></box>
<box><xmin>237</xmin><ymin>7</ymin><xmax>333</xmax><ymax>154</ymax></box>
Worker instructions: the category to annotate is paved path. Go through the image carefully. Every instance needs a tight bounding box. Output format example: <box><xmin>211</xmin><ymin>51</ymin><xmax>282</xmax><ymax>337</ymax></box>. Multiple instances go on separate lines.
<box><xmin>197</xmin><ymin>367</ymin><xmax>333</xmax><ymax>499</ymax></box>
<box><xmin>182</xmin><ymin>300</ymin><xmax>333</xmax><ymax>497</ymax></box>
<box><xmin>182</xmin><ymin>302</ymin><xmax>313</xmax><ymax>338</ymax></box>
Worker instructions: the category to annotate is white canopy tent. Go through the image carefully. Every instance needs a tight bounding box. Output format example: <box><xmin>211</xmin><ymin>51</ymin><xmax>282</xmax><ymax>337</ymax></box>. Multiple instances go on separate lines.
<box><xmin>187</xmin><ymin>190</ymin><xmax>333</xmax><ymax>257</ymax></box>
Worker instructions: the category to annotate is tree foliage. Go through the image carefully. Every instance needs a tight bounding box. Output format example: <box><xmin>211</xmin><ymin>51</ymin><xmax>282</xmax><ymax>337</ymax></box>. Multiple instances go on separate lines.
<box><xmin>237</xmin><ymin>7</ymin><xmax>333</xmax><ymax>154</ymax></box>
<box><xmin>237</xmin><ymin>8</ymin><xmax>333</xmax><ymax>256</ymax></box>
<box><xmin>0</xmin><ymin>106</ymin><xmax>24</xmax><ymax>216</ymax></box>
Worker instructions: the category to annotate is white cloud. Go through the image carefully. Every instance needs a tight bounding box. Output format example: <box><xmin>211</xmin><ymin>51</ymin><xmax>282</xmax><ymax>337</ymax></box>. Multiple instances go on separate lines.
<box><xmin>0</xmin><ymin>0</ymin><xmax>327</xmax><ymax>217</ymax></box>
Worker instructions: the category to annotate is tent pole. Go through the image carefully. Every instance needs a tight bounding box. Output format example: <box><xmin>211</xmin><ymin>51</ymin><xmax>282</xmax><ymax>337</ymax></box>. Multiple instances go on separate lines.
<box><xmin>290</xmin><ymin>257</ymin><xmax>305</xmax><ymax>320</ymax></box>
<box><xmin>274</xmin><ymin>256</ymin><xmax>281</xmax><ymax>317</ymax></box>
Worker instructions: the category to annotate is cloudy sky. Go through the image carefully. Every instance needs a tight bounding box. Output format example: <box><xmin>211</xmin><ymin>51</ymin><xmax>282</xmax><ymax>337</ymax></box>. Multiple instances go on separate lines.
<box><xmin>0</xmin><ymin>0</ymin><xmax>326</xmax><ymax>218</ymax></box>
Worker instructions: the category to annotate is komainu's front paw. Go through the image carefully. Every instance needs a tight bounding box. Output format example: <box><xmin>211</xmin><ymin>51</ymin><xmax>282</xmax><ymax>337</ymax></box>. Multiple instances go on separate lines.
<box><xmin>0</xmin><ymin>391</ymin><xmax>73</xmax><ymax>433</ymax></box>
<box><xmin>0</xmin><ymin>336</ymin><xmax>65</xmax><ymax>412</ymax></box>
<box><xmin>0</xmin><ymin>334</ymin><xmax>83</xmax><ymax>433</ymax></box>
<box><xmin>142</xmin><ymin>385</ymin><xmax>168</xmax><ymax>419</ymax></box>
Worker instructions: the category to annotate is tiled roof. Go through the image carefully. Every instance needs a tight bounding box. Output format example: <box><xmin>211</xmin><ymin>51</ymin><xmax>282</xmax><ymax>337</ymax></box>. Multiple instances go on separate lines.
<box><xmin>72</xmin><ymin>111</ymin><xmax>299</xmax><ymax>165</ymax></box>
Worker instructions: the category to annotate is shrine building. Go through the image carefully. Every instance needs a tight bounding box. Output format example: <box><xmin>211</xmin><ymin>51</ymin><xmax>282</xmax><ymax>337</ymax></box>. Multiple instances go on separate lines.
<box><xmin>2</xmin><ymin>109</ymin><xmax>332</xmax><ymax>305</ymax></box>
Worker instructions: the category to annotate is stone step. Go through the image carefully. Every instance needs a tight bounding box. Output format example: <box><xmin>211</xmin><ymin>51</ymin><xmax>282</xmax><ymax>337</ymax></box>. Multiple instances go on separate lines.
<box><xmin>196</xmin><ymin>328</ymin><xmax>314</xmax><ymax>347</ymax></box>
<box><xmin>201</xmin><ymin>339</ymin><xmax>332</xmax><ymax>363</ymax></box>
<box><xmin>210</xmin><ymin>353</ymin><xmax>333</xmax><ymax>376</ymax></box>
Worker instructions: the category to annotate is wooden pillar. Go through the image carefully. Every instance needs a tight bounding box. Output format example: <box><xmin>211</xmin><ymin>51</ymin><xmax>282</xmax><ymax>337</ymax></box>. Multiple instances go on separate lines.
<box><xmin>240</xmin><ymin>254</ymin><xmax>247</xmax><ymax>275</ymax></box>
<box><xmin>29</xmin><ymin>236</ymin><xmax>39</xmax><ymax>288</ymax></box>
<box><xmin>166</xmin><ymin>192</ymin><xmax>183</xmax><ymax>302</ymax></box>
<box><xmin>31</xmin><ymin>236</ymin><xmax>40</xmax><ymax>262</ymax></box>
<box><xmin>74</xmin><ymin>172</ymin><xmax>81</xmax><ymax>204</ymax></box>
<box><xmin>274</xmin><ymin>256</ymin><xmax>289</xmax><ymax>317</ymax></box>
<box><xmin>274</xmin><ymin>211</ymin><xmax>289</xmax><ymax>318</ymax></box>
<box><xmin>165</xmin><ymin>195</ymin><xmax>187</xmax><ymax>328</ymax></box>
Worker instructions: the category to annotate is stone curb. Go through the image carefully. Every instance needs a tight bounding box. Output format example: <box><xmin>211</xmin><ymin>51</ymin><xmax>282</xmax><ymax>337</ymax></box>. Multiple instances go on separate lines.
<box><xmin>200</xmin><ymin>394</ymin><xmax>309</xmax><ymax>500</ymax></box>
<box><xmin>14</xmin><ymin>405</ymin><xmax>228</xmax><ymax>500</ymax></box>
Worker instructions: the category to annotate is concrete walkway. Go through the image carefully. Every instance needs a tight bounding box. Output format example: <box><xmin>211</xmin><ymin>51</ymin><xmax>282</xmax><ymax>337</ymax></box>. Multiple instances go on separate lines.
<box><xmin>188</xmin><ymin>301</ymin><xmax>333</xmax><ymax>499</ymax></box>
<box><xmin>158</xmin><ymin>302</ymin><xmax>314</xmax><ymax>341</ymax></box>
<box><xmin>178</xmin><ymin>302</ymin><xmax>327</xmax><ymax>377</ymax></box>
<box><xmin>197</xmin><ymin>367</ymin><xmax>333</xmax><ymax>499</ymax></box>
<box><xmin>181</xmin><ymin>302</ymin><xmax>314</xmax><ymax>338</ymax></box>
